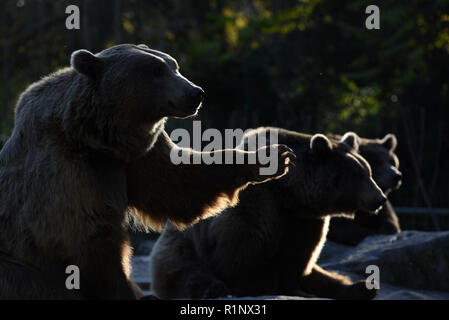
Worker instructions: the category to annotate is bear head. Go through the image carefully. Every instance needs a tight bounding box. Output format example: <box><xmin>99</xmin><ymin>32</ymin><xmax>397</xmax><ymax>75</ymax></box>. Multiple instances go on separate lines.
<box><xmin>71</xmin><ymin>44</ymin><xmax>204</xmax><ymax>121</ymax></box>
<box><xmin>294</xmin><ymin>133</ymin><xmax>387</xmax><ymax>217</ymax></box>
<box><xmin>69</xmin><ymin>44</ymin><xmax>204</xmax><ymax>160</ymax></box>
<box><xmin>357</xmin><ymin>134</ymin><xmax>402</xmax><ymax>195</ymax></box>
<box><xmin>242</xmin><ymin>128</ymin><xmax>387</xmax><ymax>218</ymax></box>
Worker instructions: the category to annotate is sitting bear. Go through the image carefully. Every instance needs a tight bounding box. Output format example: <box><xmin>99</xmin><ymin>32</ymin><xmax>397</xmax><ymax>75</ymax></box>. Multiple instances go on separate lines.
<box><xmin>0</xmin><ymin>45</ymin><xmax>293</xmax><ymax>299</ymax></box>
<box><xmin>327</xmin><ymin>133</ymin><xmax>402</xmax><ymax>246</ymax></box>
<box><xmin>149</xmin><ymin>127</ymin><xmax>386</xmax><ymax>300</ymax></box>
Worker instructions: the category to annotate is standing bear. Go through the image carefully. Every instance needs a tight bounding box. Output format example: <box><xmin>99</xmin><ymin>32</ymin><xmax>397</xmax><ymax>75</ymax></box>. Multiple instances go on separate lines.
<box><xmin>0</xmin><ymin>44</ymin><xmax>293</xmax><ymax>299</ymax></box>
<box><xmin>150</xmin><ymin>127</ymin><xmax>386</xmax><ymax>300</ymax></box>
<box><xmin>327</xmin><ymin>133</ymin><xmax>402</xmax><ymax>246</ymax></box>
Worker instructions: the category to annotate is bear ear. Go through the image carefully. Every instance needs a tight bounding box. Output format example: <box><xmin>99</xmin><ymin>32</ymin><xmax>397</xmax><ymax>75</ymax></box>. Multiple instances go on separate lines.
<box><xmin>71</xmin><ymin>49</ymin><xmax>103</xmax><ymax>80</ymax></box>
<box><xmin>137</xmin><ymin>44</ymin><xmax>149</xmax><ymax>49</ymax></box>
<box><xmin>381</xmin><ymin>134</ymin><xmax>397</xmax><ymax>151</ymax></box>
<box><xmin>340</xmin><ymin>132</ymin><xmax>359</xmax><ymax>151</ymax></box>
<box><xmin>311</xmin><ymin>134</ymin><xmax>333</xmax><ymax>156</ymax></box>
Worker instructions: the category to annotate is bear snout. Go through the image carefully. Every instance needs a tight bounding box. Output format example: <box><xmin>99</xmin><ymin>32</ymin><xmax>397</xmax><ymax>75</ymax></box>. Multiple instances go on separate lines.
<box><xmin>364</xmin><ymin>192</ymin><xmax>387</xmax><ymax>214</ymax></box>
<box><xmin>187</xmin><ymin>86</ymin><xmax>205</xmax><ymax>110</ymax></box>
<box><xmin>168</xmin><ymin>86</ymin><xmax>204</xmax><ymax>118</ymax></box>
<box><xmin>377</xmin><ymin>193</ymin><xmax>387</xmax><ymax>208</ymax></box>
<box><xmin>189</xmin><ymin>86</ymin><xmax>205</xmax><ymax>100</ymax></box>
<box><xmin>359</xmin><ymin>179</ymin><xmax>388</xmax><ymax>214</ymax></box>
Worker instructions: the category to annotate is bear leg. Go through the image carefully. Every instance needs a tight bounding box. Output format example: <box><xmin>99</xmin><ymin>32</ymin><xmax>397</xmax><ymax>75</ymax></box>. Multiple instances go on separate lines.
<box><xmin>299</xmin><ymin>265</ymin><xmax>378</xmax><ymax>300</ymax></box>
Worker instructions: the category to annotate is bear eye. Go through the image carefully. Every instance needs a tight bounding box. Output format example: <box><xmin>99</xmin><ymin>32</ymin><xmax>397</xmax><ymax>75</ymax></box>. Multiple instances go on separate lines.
<box><xmin>153</xmin><ymin>65</ymin><xmax>165</xmax><ymax>77</ymax></box>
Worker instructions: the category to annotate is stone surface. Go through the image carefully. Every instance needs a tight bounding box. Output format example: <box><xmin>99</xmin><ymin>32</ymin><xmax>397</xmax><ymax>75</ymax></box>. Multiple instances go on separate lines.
<box><xmin>131</xmin><ymin>231</ymin><xmax>449</xmax><ymax>299</ymax></box>
<box><xmin>131</xmin><ymin>254</ymin><xmax>152</xmax><ymax>286</ymax></box>
<box><xmin>320</xmin><ymin>231</ymin><xmax>449</xmax><ymax>292</ymax></box>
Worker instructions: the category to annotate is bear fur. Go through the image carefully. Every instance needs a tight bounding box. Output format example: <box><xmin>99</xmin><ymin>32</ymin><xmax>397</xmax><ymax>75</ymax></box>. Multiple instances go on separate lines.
<box><xmin>327</xmin><ymin>133</ymin><xmax>402</xmax><ymax>246</ymax></box>
<box><xmin>0</xmin><ymin>45</ymin><xmax>293</xmax><ymax>299</ymax></box>
<box><xmin>150</xmin><ymin>127</ymin><xmax>386</xmax><ymax>300</ymax></box>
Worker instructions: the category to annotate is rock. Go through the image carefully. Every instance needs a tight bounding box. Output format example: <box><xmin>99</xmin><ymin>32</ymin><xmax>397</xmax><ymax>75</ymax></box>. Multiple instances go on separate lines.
<box><xmin>130</xmin><ymin>255</ymin><xmax>152</xmax><ymax>293</ymax></box>
<box><xmin>324</xmin><ymin>269</ymin><xmax>449</xmax><ymax>300</ymax></box>
<box><xmin>320</xmin><ymin>231</ymin><xmax>449</xmax><ymax>292</ymax></box>
<box><xmin>130</xmin><ymin>231</ymin><xmax>449</xmax><ymax>299</ymax></box>
<box><xmin>318</xmin><ymin>240</ymin><xmax>351</xmax><ymax>263</ymax></box>
<box><xmin>133</xmin><ymin>239</ymin><xmax>156</xmax><ymax>256</ymax></box>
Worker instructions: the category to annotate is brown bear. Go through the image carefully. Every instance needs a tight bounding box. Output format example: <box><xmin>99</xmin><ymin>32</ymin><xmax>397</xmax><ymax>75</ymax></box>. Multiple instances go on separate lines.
<box><xmin>327</xmin><ymin>133</ymin><xmax>402</xmax><ymax>246</ymax></box>
<box><xmin>0</xmin><ymin>45</ymin><xmax>293</xmax><ymax>299</ymax></box>
<box><xmin>149</xmin><ymin>127</ymin><xmax>386</xmax><ymax>300</ymax></box>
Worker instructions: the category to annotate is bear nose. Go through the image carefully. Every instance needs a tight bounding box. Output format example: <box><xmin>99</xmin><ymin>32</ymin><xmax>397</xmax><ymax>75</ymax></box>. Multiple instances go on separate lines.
<box><xmin>190</xmin><ymin>87</ymin><xmax>204</xmax><ymax>99</ymax></box>
<box><xmin>190</xmin><ymin>87</ymin><xmax>205</xmax><ymax>100</ymax></box>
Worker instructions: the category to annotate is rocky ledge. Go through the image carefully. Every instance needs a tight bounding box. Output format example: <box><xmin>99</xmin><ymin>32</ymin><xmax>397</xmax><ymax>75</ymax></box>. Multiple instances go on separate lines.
<box><xmin>131</xmin><ymin>230</ymin><xmax>449</xmax><ymax>300</ymax></box>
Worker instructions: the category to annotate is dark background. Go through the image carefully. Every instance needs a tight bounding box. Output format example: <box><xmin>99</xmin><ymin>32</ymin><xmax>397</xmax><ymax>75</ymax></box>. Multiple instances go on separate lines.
<box><xmin>1</xmin><ymin>0</ymin><xmax>448</xmax><ymax>231</ymax></box>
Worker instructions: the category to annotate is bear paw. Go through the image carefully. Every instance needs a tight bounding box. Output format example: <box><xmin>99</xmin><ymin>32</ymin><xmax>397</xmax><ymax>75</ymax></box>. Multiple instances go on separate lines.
<box><xmin>249</xmin><ymin>144</ymin><xmax>296</xmax><ymax>184</ymax></box>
